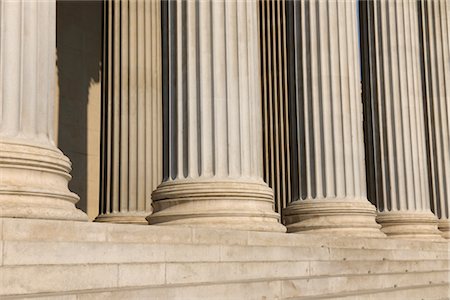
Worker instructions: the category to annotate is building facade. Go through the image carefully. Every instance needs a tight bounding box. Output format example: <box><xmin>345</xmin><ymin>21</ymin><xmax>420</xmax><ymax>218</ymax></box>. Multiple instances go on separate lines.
<box><xmin>0</xmin><ymin>0</ymin><xmax>449</xmax><ymax>298</ymax></box>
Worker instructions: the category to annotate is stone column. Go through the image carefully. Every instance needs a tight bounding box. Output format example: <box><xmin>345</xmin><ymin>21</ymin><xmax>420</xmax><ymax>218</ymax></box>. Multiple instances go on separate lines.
<box><xmin>282</xmin><ymin>0</ymin><xmax>383</xmax><ymax>237</ymax></box>
<box><xmin>0</xmin><ymin>0</ymin><xmax>87</xmax><ymax>221</ymax></box>
<box><xmin>361</xmin><ymin>0</ymin><xmax>442</xmax><ymax>239</ymax></box>
<box><xmin>95</xmin><ymin>0</ymin><xmax>162</xmax><ymax>224</ymax></box>
<box><xmin>147</xmin><ymin>0</ymin><xmax>285</xmax><ymax>232</ymax></box>
<box><xmin>421</xmin><ymin>0</ymin><xmax>450</xmax><ymax>238</ymax></box>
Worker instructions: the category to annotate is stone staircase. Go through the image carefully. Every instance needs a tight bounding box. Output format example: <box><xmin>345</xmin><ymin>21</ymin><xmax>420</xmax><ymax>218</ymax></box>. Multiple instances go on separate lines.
<box><xmin>0</xmin><ymin>218</ymin><xmax>448</xmax><ymax>299</ymax></box>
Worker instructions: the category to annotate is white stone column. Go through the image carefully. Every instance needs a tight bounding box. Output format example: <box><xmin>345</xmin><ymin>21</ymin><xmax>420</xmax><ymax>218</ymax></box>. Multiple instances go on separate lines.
<box><xmin>282</xmin><ymin>0</ymin><xmax>383</xmax><ymax>237</ymax></box>
<box><xmin>0</xmin><ymin>0</ymin><xmax>87</xmax><ymax>221</ymax></box>
<box><xmin>364</xmin><ymin>0</ymin><xmax>442</xmax><ymax>239</ymax></box>
<box><xmin>95</xmin><ymin>0</ymin><xmax>162</xmax><ymax>224</ymax></box>
<box><xmin>147</xmin><ymin>0</ymin><xmax>285</xmax><ymax>232</ymax></box>
<box><xmin>422</xmin><ymin>0</ymin><xmax>450</xmax><ymax>238</ymax></box>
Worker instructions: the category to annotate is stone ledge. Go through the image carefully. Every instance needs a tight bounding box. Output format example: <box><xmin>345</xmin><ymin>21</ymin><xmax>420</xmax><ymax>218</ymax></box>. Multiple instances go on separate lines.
<box><xmin>2</xmin><ymin>270</ymin><xmax>448</xmax><ymax>299</ymax></box>
<box><xmin>0</xmin><ymin>218</ymin><xmax>449</xmax><ymax>298</ymax></box>
<box><xmin>1</xmin><ymin>218</ymin><xmax>448</xmax><ymax>251</ymax></box>
<box><xmin>297</xmin><ymin>283</ymin><xmax>450</xmax><ymax>300</ymax></box>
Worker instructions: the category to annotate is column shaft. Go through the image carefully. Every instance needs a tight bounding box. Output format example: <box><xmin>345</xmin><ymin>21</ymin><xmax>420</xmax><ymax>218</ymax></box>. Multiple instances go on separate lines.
<box><xmin>282</xmin><ymin>0</ymin><xmax>383</xmax><ymax>237</ymax></box>
<box><xmin>96</xmin><ymin>0</ymin><xmax>162</xmax><ymax>224</ymax></box>
<box><xmin>260</xmin><ymin>0</ymin><xmax>292</xmax><ymax>215</ymax></box>
<box><xmin>421</xmin><ymin>0</ymin><xmax>450</xmax><ymax>238</ymax></box>
<box><xmin>361</xmin><ymin>0</ymin><xmax>441</xmax><ymax>239</ymax></box>
<box><xmin>148</xmin><ymin>0</ymin><xmax>284</xmax><ymax>232</ymax></box>
<box><xmin>0</xmin><ymin>0</ymin><xmax>87</xmax><ymax>221</ymax></box>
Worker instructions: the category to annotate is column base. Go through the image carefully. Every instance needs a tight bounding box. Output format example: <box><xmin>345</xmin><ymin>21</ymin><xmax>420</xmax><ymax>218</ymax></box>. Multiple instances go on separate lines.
<box><xmin>0</xmin><ymin>140</ymin><xmax>87</xmax><ymax>221</ymax></box>
<box><xmin>147</xmin><ymin>179</ymin><xmax>286</xmax><ymax>232</ymax></box>
<box><xmin>95</xmin><ymin>212</ymin><xmax>150</xmax><ymax>225</ymax></box>
<box><xmin>377</xmin><ymin>211</ymin><xmax>443</xmax><ymax>240</ymax></box>
<box><xmin>438</xmin><ymin>219</ymin><xmax>450</xmax><ymax>239</ymax></box>
<box><xmin>283</xmin><ymin>198</ymin><xmax>385</xmax><ymax>237</ymax></box>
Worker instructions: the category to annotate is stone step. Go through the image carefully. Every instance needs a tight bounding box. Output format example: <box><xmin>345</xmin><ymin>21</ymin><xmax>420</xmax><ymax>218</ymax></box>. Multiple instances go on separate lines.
<box><xmin>7</xmin><ymin>270</ymin><xmax>447</xmax><ymax>299</ymax></box>
<box><xmin>281</xmin><ymin>270</ymin><xmax>449</xmax><ymax>298</ymax></box>
<box><xmin>1</xmin><ymin>218</ymin><xmax>448</xmax><ymax>299</ymax></box>
<box><xmin>164</xmin><ymin>260</ymin><xmax>449</xmax><ymax>286</ymax></box>
<box><xmin>301</xmin><ymin>283</ymin><xmax>450</xmax><ymax>300</ymax></box>
<box><xmin>1</xmin><ymin>260</ymin><xmax>448</xmax><ymax>297</ymax></box>
<box><xmin>2</xmin><ymin>240</ymin><xmax>447</xmax><ymax>266</ymax></box>
<box><xmin>2</xmin><ymin>218</ymin><xmax>448</xmax><ymax>252</ymax></box>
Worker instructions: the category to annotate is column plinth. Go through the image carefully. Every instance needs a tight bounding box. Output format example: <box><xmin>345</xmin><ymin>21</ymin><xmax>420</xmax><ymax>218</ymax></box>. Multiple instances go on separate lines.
<box><xmin>0</xmin><ymin>141</ymin><xmax>87</xmax><ymax>221</ymax></box>
<box><xmin>438</xmin><ymin>221</ymin><xmax>450</xmax><ymax>239</ymax></box>
<box><xmin>282</xmin><ymin>0</ymin><xmax>383</xmax><ymax>237</ymax></box>
<box><xmin>147</xmin><ymin>0</ymin><xmax>285</xmax><ymax>232</ymax></box>
<box><xmin>0</xmin><ymin>0</ymin><xmax>87</xmax><ymax>221</ymax></box>
<box><xmin>150</xmin><ymin>180</ymin><xmax>282</xmax><ymax>232</ymax></box>
<box><xmin>361</xmin><ymin>0</ymin><xmax>442</xmax><ymax>239</ymax></box>
<box><xmin>377</xmin><ymin>211</ymin><xmax>443</xmax><ymax>240</ymax></box>
<box><xmin>284</xmin><ymin>199</ymin><xmax>382</xmax><ymax>237</ymax></box>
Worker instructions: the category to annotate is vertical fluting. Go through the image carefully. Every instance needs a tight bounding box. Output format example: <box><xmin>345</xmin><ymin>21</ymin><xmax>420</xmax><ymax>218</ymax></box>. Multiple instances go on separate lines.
<box><xmin>360</xmin><ymin>0</ymin><xmax>442</xmax><ymax>239</ymax></box>
<box><xmin>283</xmin><ymin>0</ymin><xmax>383</xmax><ymax>236</ymax></box>
<box><xmin>259</xmin><ymin>0</ymin><xmax>292</xmax><ymax>216</ymax></box>
<box><xmin>421</xmin><ymin>0</ymin><xmax>450</xmax><ymax>238</ymax></box>
<box><xmin>0</xmin><ymin>0</ymin><xmax>86</xmax><ymax>221</ymax></box>
<box><xmin>0</xmin><ymin>0</ymin><xmax>55</xmax><ymax>144</ymax></box>
<box><xmin>163</xmin><ymin>0</ymin><xmax>259</xmax><ymax>180</ymax></box>
<box><xmin>97</xmin><ymin>0</ymin><xmax>162</xmax><ymax>224</ymax></box>
<box><xmin>149</xmin><ymin>0</ymin><xmax>284</xmax><ymax>232</ymax></box>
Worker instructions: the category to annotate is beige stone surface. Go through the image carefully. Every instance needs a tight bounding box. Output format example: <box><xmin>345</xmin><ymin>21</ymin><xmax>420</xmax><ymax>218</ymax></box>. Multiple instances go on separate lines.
<box><xmin>280</xmin><ymin>271</ymin><xmax>448</xmax><ymax>298</ymax></box>
<box><xmin>1</xmin><ymin>264</ymin><xmax>117</xmax><ymax>295</ymax></box>
<box><xmin>326</xmin><ymin>284</ymin><xmax>450</xmax><ymax>300</ymax></box>
<box><xmin>0</xmin><ymin>218</ymin><xmax>448</xmax><ymax>299</ymax></box>
<box><xmin>118</xmin><ymin>263</ymin><xmax>165</xmax><ymax>287</ymax></box>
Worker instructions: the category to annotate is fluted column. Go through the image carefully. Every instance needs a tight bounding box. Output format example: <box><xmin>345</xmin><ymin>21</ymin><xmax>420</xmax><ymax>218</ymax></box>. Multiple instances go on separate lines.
<box><xmin>361</xmin><ymin>0</ymin><xmax>441</xmax><ymax>239</ymax></box>
<box><xmin>282</xmin><ymin>0</ymin><xmax>383</xmax><ymax>237</ymax></box>
<box><xmin>0</xmin><ymin>0</ymin><xmax>87</xmax><ymax>221</ymax></box>
<box><xmin>147</xmin><ymin>0</ymin><xmax>285</xmax><ymax>232</ymax></box>
<box><xmin>421</xmin><ymin>0</ymin><xmax>450</xmax><ymax>238</ymax></box>
<box><xmin>95</xmin><ymin>0</ymin><xmax>162</xmax><ymax>224</ymax></box>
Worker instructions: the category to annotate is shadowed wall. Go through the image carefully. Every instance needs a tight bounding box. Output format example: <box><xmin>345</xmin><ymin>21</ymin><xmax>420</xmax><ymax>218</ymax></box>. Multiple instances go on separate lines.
<box><xmin>56</xmin><ymin>0</ymin><xmax>103</xmax><ymax>220</ymax></box>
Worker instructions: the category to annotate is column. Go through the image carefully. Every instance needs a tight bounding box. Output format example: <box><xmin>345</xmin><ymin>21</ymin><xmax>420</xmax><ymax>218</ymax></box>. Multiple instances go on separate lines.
<box><xmin>147</xmin><ymin>0</ymin><xmax>285</xmax><ymax>232</ymax></box>
<box><xmin>282</xmin><ymin>0</ymin><xmax>384</xmax><ymax>237</ymax></box>
<box><xmin>95</xmin><ymin>0</ymin><xmax>162</xmax><ymax>224</ymax></box>
<box><xmin>0</xmin><ymin>0</ymin><xmax>87</xmax><ymax>221</ymax></box>
<box><xmin>361</xmin><ymin>0</ymin><xmax>442</xmax><ymax>239</ymax></box>
<box><xmin>421</xmin><ymin>0</ymin><xmax>450</xmax><ymax>238</ymax></box>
